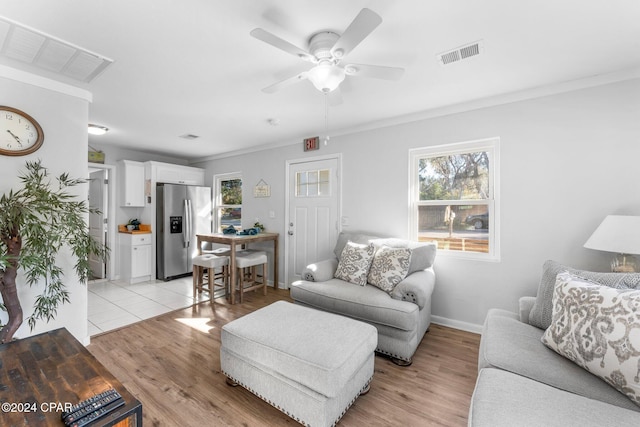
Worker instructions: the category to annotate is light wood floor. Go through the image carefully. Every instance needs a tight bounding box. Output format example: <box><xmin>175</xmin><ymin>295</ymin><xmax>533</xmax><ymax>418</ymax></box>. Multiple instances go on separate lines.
<box><xmin>88</xmin><ymin>289</ymin><xmax>481</xmax><ymax>426</ymax></box>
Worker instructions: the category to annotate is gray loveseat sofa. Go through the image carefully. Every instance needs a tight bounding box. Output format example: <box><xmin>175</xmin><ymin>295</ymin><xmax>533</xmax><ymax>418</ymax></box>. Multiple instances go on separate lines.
<box><xmin>469</xmin><ymin>260</ymin><xmax>640</xmax><ymax>426</ymax></box>
<box><xmin>290</xmin><ymin>232</ymin><xmax>436</xmax><ymax>365</ymax></box>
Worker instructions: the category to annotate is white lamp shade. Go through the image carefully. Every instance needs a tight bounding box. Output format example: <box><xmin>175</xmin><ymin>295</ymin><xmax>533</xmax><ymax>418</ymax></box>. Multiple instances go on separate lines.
<box><xmin>307</xmin><ymin>63</ymin><xmax>345</xmax><ymax>93</ymax></box>
<box><xmin>584</xmin><ymin>215</ymin><xmax>640</xmax><ymax>255</ymax></box>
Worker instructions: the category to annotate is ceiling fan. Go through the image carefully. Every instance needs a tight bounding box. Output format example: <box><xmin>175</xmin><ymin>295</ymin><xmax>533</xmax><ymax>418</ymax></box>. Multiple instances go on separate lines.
<box><xmin>251</xmin><ymin>8</ymin><xmax>404</xmax><ymax>94</ymax></box>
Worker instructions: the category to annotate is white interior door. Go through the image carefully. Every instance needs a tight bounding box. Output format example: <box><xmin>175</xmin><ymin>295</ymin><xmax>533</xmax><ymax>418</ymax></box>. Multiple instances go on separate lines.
<box><xmin>286</xmin><ymin>157</ymin><xmax>340</xmax><ymax>286</ymax></box>
<box><xmin>88</xmin><ymin>169</ymin><xmax>107</xmax><ymax>279</ymax></box>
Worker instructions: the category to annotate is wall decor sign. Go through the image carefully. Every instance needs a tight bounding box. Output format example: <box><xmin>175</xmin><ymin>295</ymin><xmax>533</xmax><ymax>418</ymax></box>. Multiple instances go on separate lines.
<box><xmin>254</xmin><ymin>179</ymin><xmax>271</xmax><ymax>198</ymax></box>
<box><xmin>303</xmin><ymin>136</ymin><xmax>319</xmax><ymax>152</ymax></box>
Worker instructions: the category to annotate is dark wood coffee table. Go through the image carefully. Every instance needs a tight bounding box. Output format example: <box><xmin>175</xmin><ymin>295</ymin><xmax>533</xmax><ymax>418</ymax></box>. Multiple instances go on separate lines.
<box><xmin>0</xmin><ymin>328</ymin><xmax>141</xmax><ymax>426</ymax></box>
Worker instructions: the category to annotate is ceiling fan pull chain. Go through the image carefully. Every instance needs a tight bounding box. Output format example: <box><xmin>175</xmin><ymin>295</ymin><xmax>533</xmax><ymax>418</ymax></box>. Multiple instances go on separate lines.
<box><xmin>324</xmin><ymin>93</ymin><xmax>330</xmax><ymax>145</ymax></box>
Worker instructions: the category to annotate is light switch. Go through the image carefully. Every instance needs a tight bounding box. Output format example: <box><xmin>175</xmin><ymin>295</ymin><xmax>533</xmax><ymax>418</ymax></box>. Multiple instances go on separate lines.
<box><xmin>269</xmin><ymin>210</ymin><xmax>275</xmax><ymax>219</ymax></box>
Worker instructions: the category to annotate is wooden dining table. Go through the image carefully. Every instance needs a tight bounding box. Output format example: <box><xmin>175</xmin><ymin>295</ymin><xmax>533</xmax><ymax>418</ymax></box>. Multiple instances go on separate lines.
<box><xmin>196</xmin><ymin>232</ymin><xmax>279</xmax><ymax>304</ymax></box>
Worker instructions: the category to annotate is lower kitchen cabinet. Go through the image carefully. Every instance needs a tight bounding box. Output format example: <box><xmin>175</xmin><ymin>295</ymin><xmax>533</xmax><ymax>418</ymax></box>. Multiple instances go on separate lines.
<box><xmin>119</xmin><ymin>233</ymin><xmax>152</xmax><ymax>284</ymax></box>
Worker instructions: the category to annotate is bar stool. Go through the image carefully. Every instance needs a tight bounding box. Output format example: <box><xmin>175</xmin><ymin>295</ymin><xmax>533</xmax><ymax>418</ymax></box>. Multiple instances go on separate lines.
<box><xmin>192</xmin><ymin>254</ymin><xmax>229</xmax><ymax>302</ymax></box>
<box><xmin>234</xmin><ymin>250</ymin><xmax>268</xmax><ymax>303</ymax></box>
<box><xmin>201</xmin><ymin>244</ymin><xmax>232</xmax><ymax>288</ymax></box>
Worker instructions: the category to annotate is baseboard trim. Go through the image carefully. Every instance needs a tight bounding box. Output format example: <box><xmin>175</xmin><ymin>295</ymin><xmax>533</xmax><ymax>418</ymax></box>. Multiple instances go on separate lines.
<box><xmin>431</xmin><ymin>315</ymin><xmax>483</xmax><ymax>334</ymax></box>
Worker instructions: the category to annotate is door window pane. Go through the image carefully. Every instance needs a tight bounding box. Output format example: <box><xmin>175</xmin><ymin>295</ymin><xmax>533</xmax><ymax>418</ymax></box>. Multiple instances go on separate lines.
<box><xmin>296</xmin><ymin>169</ymin><xmax>330</xmax><ymax>197</ymax></box>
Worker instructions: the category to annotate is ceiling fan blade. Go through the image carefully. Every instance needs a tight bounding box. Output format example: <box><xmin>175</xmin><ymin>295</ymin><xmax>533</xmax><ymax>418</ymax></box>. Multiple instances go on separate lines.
<box><xmin>330</xmin><ymin>8</ymin><xmax>382</xmax><ymax>59</ymax></box>
<box><xmin>262</xmin><ymin>72</ymin><xmax>308</xmax><ymax>94</ymax></box>
<box><xmin>343</xmin><ymin>63</ymin><xmax>404</xmax><ymax>80</ymax></box>
<box><xmin>250</xmin><ymin>28</ymin><xmax>313</xmax><ymax>61</ymax></box>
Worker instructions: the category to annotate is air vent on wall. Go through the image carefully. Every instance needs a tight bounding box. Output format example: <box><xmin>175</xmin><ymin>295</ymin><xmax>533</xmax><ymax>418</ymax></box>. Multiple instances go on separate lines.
<box><xmin>437</xmin><ymin>40</ymin><xmax>483</xmax><ymax>65</ymax></box>
<box><xmin>0</xmin><ymin>16</ymin><xmax>113</xmax><ymax>83</ymax></box>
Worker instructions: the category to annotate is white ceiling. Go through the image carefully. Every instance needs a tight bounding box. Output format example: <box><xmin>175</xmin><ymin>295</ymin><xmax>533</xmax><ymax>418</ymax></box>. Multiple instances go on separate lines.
<box><xmin>1</xmin><ymin>0</ymin><xmax>639</xmax><ymax>160</ymax></box>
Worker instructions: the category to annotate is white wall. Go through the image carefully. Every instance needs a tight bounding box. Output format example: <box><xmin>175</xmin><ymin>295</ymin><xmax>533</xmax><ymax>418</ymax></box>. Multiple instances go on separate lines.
<box><xmin>193</xmin><ymin>78</ymin><xmax>640</xmax><ymax>331</ymax></box>
<box><xmin>0</xmin><ymin>75</ymin><xmax>91</xmax><ymax>343</ymax></box>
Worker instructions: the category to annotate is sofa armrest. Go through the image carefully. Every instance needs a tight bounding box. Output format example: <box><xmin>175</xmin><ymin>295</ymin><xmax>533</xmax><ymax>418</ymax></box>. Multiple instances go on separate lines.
<box><xmin>519</xmin><ymin>296</ymin><xmax>536</xmax><ymax>324</ymax></box>
<box><xmin>301</xmin><ymin>258</ymin><xmax>339</xmax><ymax>282</ymax></box>
<box><xmin>390</xmin><ymin>267</ymin><xmax>435</xmax><ymax>310</ymax></box>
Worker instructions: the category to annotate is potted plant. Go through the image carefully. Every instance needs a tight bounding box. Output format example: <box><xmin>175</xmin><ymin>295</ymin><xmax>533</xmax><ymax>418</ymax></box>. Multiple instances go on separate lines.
<box><xmin>0</xmin><ymin>160</ymin><xmax>108</xmax><ymax>343</ymax></box>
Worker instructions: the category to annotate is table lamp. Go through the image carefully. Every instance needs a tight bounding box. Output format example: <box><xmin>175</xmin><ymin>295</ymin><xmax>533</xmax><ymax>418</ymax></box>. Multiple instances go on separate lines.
<box><xmin>584</xmin><ymin>215</ymin><xmax>640</xmax><ymax>272</ymax></box>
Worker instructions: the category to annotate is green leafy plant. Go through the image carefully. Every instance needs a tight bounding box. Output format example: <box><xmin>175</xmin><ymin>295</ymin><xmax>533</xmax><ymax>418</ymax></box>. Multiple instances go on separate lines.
<box><xmin>0</xmin><ymin>160</ymin><xmax>108</xmax><ymax>343</ymax></box>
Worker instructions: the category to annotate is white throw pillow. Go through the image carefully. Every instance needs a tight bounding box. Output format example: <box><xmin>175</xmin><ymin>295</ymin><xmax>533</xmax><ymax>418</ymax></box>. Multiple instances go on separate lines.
<box><xmin>541</xmin><ymin>271</ymin><xmax>640</xmax><ymax>407</ymax></box>
<box><xmin>367</xmin><ymin>246</ymin><xmax>412</xmax><ymax>292</ymax></box>
<box><xmin>334</xmin><ymin>241</ymin><xmax>375</xmax><ymax>286</ymax></box>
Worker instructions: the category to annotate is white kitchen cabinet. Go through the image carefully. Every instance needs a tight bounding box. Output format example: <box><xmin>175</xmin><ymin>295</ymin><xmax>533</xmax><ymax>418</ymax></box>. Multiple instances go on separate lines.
<box><xmin>119</xmin><ymin>160</ymin><xmax>145</xmax><ymax>207</ymax></box>
<box><xmin>152</xmin><ymin>162</ymin><xmax>204</xmax><ymax>185</ymax></box>
<box><xmin>119</xmin><ymin>233</ymin><xmax>152</xmax><ymax>283</ymax></box>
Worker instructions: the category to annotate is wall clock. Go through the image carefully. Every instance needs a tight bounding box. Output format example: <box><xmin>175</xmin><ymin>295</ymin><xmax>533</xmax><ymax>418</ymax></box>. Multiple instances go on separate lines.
<box><xmin>0</xmin><ymin>106</ymin><xmax>44</xmax><ymax>156</ymax></box>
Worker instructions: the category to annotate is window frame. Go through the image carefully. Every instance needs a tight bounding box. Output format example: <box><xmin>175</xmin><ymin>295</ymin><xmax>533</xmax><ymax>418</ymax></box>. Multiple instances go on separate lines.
<box><xmin>409</xmin><ymin>138</ymin><xmax>500</xmax><ymax>261</ymax></box>
<box><xmin>213</xmin><ymin>171</ymin><xmax>242</xmax><ymax>233</ymax></box>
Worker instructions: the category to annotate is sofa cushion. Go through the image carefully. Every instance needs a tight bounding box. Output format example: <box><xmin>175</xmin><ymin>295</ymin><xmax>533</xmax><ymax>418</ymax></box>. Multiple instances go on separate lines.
<box><xmin>333</xmin><ymin>232</ymin><xmax>437</xmax><ymax>275</ymax></box>
<box><xmin>542</xmin><ymin>272</ymin><xmax>640</xmax><ymax>407</ymax></box>
<box><xmin>290</xmin><ymin>278</ymin><xmax>419</xmax><ymax>331</ymax></box>
<box><xmin>479</xmin><ymin>308</ymin><xmax>640</xmax><ymax>411</ymax></box>
<box><xmin>469</xmin><ymin>368</ymin><xmax>640</xmax><ymax>427</ymax></box>
<box><xmin>367</xmin><ymin>246</ymin><xmax>411</xmax><ymax>292</ymax></box>
<box><xmin>528</xmin><ymin>260</ymin><xmax>640</xmax><ymax>330</ymax></box>
<box><xmin>334</xmin><ymin>241</ymin><xmax>375</xmax><ymax>286</ymax></box>
<box><xmin>334</xmin><ymin>232</ymin><xmax>380</xmax><ymax>259</ymax></box>
<box><xmin>372</xmin><ymin>238</ymin><xmax>436</xmax><ymax>274</ymax></box>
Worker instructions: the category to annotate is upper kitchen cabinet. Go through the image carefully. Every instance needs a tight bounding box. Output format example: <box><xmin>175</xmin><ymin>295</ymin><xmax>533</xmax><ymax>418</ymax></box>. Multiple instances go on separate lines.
<box><xmin>148</xmin><ymin>161</ymin><xmax>204</xmax><ymax>186</ymax></box>
<box><xmin>118</xmin><ymin>160</ymin><xmax>145</xmax><ymax>207</ymax></box>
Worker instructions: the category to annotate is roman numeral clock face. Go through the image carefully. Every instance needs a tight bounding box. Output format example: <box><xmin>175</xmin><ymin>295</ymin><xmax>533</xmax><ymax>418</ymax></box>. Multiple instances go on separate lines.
<box><xmin>0</xmin><ymin>106</ymin><xmax>44</xmax><ymax>156</ymax></box>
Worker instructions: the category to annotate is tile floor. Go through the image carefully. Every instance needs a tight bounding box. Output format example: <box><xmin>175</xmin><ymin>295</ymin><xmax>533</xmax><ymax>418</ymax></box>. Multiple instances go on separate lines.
<box><xmin>88</xmin><ymin>276</ymin><xmax>225</xmax><ymax>336</ymax></box>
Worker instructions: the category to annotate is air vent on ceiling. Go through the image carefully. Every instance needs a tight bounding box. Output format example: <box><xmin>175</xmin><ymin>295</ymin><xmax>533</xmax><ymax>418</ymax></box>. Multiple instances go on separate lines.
<box><xmin>437</xmin><ymin>40</ymin><xmax>483</xmax><ymax>66</ymax></box>
<box><xmin>179</xmin><ymin>134</ymin><xmax>200</xmax><ymax>140</ymax></box>
<box><xmin>0</xmin><ymin>16</ymin><xmax>113</xmax><ymax>82</ymax></box>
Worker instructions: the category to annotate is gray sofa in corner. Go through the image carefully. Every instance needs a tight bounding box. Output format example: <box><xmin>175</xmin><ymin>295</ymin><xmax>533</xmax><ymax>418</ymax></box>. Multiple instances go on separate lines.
<box><xmin>290</xmin><ymin>232</ymin><xmax>436</xmax><ymax>365</ymax></box>
<box><xmin>468</xmin><ymin>260</ymin><xmax>640</xmax><ymax>426</ymax></box>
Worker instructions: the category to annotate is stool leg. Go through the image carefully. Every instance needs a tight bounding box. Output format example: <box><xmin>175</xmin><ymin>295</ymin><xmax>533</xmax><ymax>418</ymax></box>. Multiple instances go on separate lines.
<box><xmin>192</xmin><ymin>265</ymin><xmax>198</xmax><ymax>296</ymax></box>
<box><xmin>208</xmin><ymin>267</ymin><xmax>214</xmax><ymax>303</ymax></box>
<box><xmin>262</xmin><ymin>262</ymin><xmax>268</xmax><ymax>295</ymax></box>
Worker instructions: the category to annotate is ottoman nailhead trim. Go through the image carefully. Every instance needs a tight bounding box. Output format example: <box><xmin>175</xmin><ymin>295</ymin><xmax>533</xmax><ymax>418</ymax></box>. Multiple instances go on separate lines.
<box><xmin>375</xmin><ymin>347</ymin><xmax>411</xmax><ymax>363</ymax></box>
<box><xmin>222</xmin><ymin>371</ymin><xmax>373</xmax><ymax>427</ymax></box>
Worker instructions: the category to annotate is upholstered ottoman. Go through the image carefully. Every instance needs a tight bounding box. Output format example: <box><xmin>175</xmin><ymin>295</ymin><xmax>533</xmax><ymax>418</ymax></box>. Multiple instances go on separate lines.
<box><xmin>220</xmin><ymin>301</ymin><xmax>377</xmax><ymax>426</ymax></box>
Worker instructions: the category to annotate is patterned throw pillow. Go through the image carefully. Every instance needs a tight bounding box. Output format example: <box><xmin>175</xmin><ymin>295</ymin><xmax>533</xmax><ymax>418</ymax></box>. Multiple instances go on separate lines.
<box><xmin>367</xmin><ymin>246</ymin><xmax>412</xmax><ymax>292</ymax></box>
<box><xmin>529</xmin><ymin>260</ymin><xmax>640</xmax><ymax>330</ymax></box>
<box><xmin>334</xmin><ymin>241</ymin><xmax>376</xmax><ymax>286</ymax></box>
<box><xmin>541</xmin><ymin>272</ymin><xmax>640</xmax><ymax>407</ymax></box>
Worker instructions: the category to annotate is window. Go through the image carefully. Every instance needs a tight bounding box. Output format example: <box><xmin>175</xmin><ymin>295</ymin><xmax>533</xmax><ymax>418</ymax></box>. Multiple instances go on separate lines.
<box><xmin>295</xmin><ymin>169</ymin><xmax>330</xmax><ymax>197</ymax></box>
<box><xmin>409</xmin><ymin>138</ymin><xmax>500</xmax><ymax>260</ymax></box>
<box><xmin>214</xmin><ymin>172</ymin><xmax>242</xmax><ymax>232</ymax></box>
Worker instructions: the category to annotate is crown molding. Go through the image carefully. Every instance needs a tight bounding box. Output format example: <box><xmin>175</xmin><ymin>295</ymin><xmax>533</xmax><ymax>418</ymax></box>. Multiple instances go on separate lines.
<box><xmin>194</xmin><ymin>67</ymin><xmax>640</xmax><ymax>164</ymax></box>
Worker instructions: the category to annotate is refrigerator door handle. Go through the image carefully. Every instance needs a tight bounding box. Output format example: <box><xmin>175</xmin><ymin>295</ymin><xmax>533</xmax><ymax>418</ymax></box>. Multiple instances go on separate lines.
<box><xmin>183</xmin><ymin>199</ymin><xmax>190</xmax><ymax>248</ymax></box>
<box><xmin>187</xmin><ymin>199</ymin><xmax>193</xmax><ymax>247</ymax></box>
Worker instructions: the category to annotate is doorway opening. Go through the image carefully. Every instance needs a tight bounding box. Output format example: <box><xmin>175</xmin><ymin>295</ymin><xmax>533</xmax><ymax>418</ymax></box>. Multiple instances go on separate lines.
<box><xmin>88</xmin><ymin>164</ymin><xmax>116</xmax><ymax>281</ymax></box>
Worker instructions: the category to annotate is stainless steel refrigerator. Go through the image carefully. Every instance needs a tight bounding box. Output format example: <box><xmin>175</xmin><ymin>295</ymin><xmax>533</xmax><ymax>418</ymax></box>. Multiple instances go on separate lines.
<box><xmin>156</xmin><ymin>183</ymin><xmax>212</xmax><ymax>280</ymax></box>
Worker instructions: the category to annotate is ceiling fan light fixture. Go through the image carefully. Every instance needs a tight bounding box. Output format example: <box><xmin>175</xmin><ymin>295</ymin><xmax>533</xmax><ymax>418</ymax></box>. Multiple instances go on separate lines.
<box><xmin>307</xmin><ymin>62</ymin><xmax>346</xmax><ymax>93</ymax></box>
